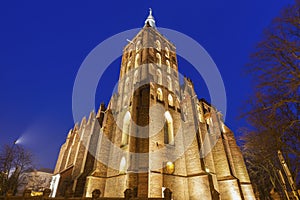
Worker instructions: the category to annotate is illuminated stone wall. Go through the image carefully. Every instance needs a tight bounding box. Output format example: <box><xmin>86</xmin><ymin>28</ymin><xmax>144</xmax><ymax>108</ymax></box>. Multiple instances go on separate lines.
<box><xmin>52</xmin><ymin>20</ymin><xmax>256</xmax><ymax>200</ymax></box>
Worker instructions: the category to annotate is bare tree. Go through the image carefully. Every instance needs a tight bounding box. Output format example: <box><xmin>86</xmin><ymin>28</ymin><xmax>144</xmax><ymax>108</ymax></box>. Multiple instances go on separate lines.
<box><xmin>241</xmin><ymin>1</ymin><xmax>300</xmax><ymax>199</ymax></box>
<box><xmin>0</xmin><ymin>144</ymin><xmax>33</xmax><ymax>196</ymax></box>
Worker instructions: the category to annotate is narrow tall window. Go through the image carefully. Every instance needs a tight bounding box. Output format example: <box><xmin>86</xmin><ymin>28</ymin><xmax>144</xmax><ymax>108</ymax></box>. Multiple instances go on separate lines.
<box><xmin>164</xmin><ymin>111</ymin><xmax>174</xmax><ymax>145</ymax></box>
<box><xmin>165</xmin><ymin>47</ymin><xmax>170</xmax><ymax>58</ymax></box>
<box><xmin>121</xmin><ymin>111</ymin><xmax>131</xmax><ymax>147</ymax></box>
<box><xmin>167</xmin><ymin>76</ymin><xmax>172</xmax><ymax>91</ymax></box>
<box><xmin>157</xmin><ymin>88</ymin><xmax>163</xmax><ymax>101</ymax></box>
<box><xmin>133</xmin><ymin>70</ymin><xmax>139</xmax><ymax>83</ymax></box>
<box><xmin>156</xmin><ymin>69</ymin><xmax>162</xmax><ymax>85</ymax></box>
<box><xmin>136</xmin><ymin>41</ymin><xmax>141</xmax><ymax>52</ymax></box>
<box><xmin>155</xmin><ymin>40</ymin><xmax>161</xmax><ymax>51</ymax></box>
<box><xmin>166</xmin><ymin>60</ymin><xmax>171</xmax><ymax>73</ymax></box>
<box><xmin>156</xmin><ymin>53</ymin><xmax>161</xmax><ymax>67</ymax></box>
<box><xmin>135</xmin><ymin>53</ymin><xmax>140</xmax><ymax>68</ymax></box>
<box><xmin>168</xmin><ymin>94</ymin><xmax>173</xmax><ymax>107</ymax></box>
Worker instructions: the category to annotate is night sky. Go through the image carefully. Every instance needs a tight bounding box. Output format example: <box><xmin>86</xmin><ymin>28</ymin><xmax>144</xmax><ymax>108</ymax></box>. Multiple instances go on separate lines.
<box><xmin>0</xmin><ymin>1</ymin><xmax>295</xmax><ymax>170</ymax></box>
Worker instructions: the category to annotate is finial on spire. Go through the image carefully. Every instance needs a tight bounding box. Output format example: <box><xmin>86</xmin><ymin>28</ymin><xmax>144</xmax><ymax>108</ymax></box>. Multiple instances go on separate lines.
<box><xmin>145</xmin><ymin>8</ymin><xmax>156</xmax><ymax>28</ymax></box>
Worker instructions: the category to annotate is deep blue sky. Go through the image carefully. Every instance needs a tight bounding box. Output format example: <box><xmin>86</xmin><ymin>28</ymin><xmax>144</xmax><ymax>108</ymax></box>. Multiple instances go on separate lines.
<box><xmin>0</xmin><ymin>1</ymin><xmax>295</xmax><ymax>169</ymax></box>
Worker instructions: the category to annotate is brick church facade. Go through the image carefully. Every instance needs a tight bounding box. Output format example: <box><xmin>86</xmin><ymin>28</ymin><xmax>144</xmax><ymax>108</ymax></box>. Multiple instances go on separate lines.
<box><xmin>50</xmin><ymin>10</ymin><xmax>256</xmax><ymax>200</ymax></box>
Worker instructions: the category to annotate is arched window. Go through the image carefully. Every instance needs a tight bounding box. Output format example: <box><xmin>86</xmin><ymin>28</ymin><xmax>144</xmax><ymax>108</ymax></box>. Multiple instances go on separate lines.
<box><xmin>135</xmin><ymin>53</ymin><xmax>140</xmax><ymax>68</ymax></box>
<box><xmin>136</xmin><ymin>41</ymin><xmax>141</xmax><ymax>52</ymax></box>
<box><xmin>165</xmin><ymin>47</ymin><xmax>170</xmax><ymax>58</ymax></box>
<box><xmin>155</xmin><ymin>40</ymin><xmax>161</xmax><ymax>51</ymax></box>
<box><xmin>121</xmin><ymin>111</ymin><xmax>131</xmax><ymax>147</ymax></box>
<box><xmin>157</xmin><ymin>88</ymin><xmax>163</xmax><ymax>101</ymax></box>
<box><xmin>156</xmin><ymin>53</ymin><xmax>161</xmax><ymax>67</ymax></box>
<box><xmin>164</xmin><ymin>111</ymin><xmax>174</xmax><ymax>145</ymax></box>
<box><xmin>168</xmin><ymin>94</ymin><xmax>173</xmax><ymax>106</ymax></box>
<box><xmin>127</xmin><ymin>60</ymin><xmax>131</xmax><ymax>68</ymax></box>
<box><xmin>133</xmin><ymin>70</ymin><xmax>139</xmax><ymax>83</ymax></box>
<box><xmin>167</xmin><ymin>76</ymin><xmax>172</xmax><ymax>91</ymax></box>
<box><xmin>166</xmin><ymin>60</ymin><xmax>171</xmax><ymax>73</ymax></box>
<box><xmin>156</xmin><ymin>69</ymin><xmax>162</xmax><ymax>85</ymax></box>
<box><xmin>119</xmin><ymin>156</ymin><xmax>126</xmax><ymax>174</ymax></box>
<box><xmin>124</xmin><ymin>77</ymin><xmax>129</xmax><ymax>93</ymax></box>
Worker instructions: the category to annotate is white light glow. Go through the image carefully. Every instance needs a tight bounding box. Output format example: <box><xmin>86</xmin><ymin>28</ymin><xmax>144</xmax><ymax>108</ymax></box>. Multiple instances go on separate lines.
<box><xmin>50</xmin><ymin>174</ymin><xmax>60</xmax><ymax>197</ymax></box>
<box><xmin>162</xmin><ymin>187</ymin><xmax>166</xmax><ymax>198</ymax></box>
<box><xmin>14</xmin><ymin>135</ymin><xmax>26</xmax><ymax>145</ymax></box>
<box><xmin>14</xmin><ymin>138</ymin><xmax>21</xmax><ymax>144</ymax></box>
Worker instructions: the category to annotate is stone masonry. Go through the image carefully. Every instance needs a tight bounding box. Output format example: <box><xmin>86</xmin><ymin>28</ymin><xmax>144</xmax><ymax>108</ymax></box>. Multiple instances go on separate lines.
<box><xmin>50</xmin><ymin>10</ymin><xmax>256</xmax><ymax>200</ymax></box>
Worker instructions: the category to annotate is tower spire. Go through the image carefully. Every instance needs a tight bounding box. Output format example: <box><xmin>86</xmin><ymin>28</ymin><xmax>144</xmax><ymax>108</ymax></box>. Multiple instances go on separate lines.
<box><xmin>144</xmin><ymin>8</ymin><xmax>156</xmax><ymax>28</ymax></box>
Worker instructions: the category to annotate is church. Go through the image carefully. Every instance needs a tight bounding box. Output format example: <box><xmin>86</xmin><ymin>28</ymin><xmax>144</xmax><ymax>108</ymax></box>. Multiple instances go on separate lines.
<box><xmin>50</xmin><ymin>9</ymin><xmax>256</xmax><ymax>200</ymax></box>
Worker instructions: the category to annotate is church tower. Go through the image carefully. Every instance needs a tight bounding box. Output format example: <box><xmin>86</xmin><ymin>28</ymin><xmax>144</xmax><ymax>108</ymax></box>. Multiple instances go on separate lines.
<box><xmin>51</xmin><ymin>9</ymin><xmax>256</xmax><ymax>200</ymax></box>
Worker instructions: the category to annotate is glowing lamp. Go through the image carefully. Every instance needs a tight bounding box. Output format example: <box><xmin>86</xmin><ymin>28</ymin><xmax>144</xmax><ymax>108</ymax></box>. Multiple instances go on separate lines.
<box><xmin>166</xmin><ymin>161</ymin><xmax>175</xmax><ymax>174</ymax></box>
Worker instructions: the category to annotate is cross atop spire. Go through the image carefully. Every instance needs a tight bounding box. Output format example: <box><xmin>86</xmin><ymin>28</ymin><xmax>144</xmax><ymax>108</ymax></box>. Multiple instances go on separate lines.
<box><xmin>144</xmin><ymin>8</ymin><xmax>156</xmax><ymax>28</ymax></box>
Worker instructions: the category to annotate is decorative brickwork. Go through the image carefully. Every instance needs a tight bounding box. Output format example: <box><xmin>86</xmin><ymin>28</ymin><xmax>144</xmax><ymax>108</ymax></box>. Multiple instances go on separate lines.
<box><xmin>51</xmin><ymin>11</ymin><xmax>256</xmax><ymax>200</ymax></box>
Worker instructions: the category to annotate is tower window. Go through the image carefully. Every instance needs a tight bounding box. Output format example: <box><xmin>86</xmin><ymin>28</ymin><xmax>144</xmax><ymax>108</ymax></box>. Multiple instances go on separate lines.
<box><xmin>135</xmin><ymin>53</ymin><xmax>140</xmax><ymax>68</ymax></box>
<box><xmin>167</xmin><ymin>76</ymin><xmax>172</xmax><ymax>91</ymax></box>
<box><xmin>156</xmin><ymin>69</ymin><xmax>162</xmax><ymax>85</ymax></box>
<box><xmin>134</xmin><ymin>70</ymin><xmax>139</xmax><ymax>83</ymax></box>
<box><xmin>157</xmin><ymin>88</ymin><xmax>163</xmax><ymax>101</ymax></box>
<box><xmin>164</xmin><ymin>111</ymin><xmax>174</xmax><ymax>145</ymax></box>
<box><xmin>155</xmin><ymin>40</ymin><xmax>161</xmax><ymax>51</ymax></box>
<box><xmin>121</xmin><ymin>111</ymin><xmax>131</xmax><ymax>147</ymax></box>
<box><xmin>165</xmin><ymin>47</ymin><xmax>170</xmax><ymax>58</ymax></box>
<box><xmin>136</xmin><ymin>41</ymin><xmax>141</xmax><ymax>52</ymax></box>
<box><xmin>168</xmin><ymin>94</ymin><xmax>173</xmax><ymax>107</ymax></box>
<box><xmin>166</xmin><ymin>60</ymin><xmax>171</xmax><ymax>73</ymax></box>
<box><xmin>156</xmin><ymin>53</ymin><xmax>161</xmax><ymax>67</ymax></box>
